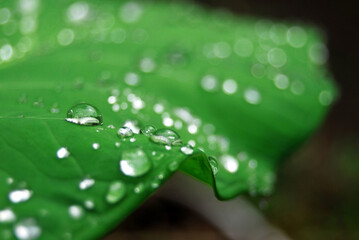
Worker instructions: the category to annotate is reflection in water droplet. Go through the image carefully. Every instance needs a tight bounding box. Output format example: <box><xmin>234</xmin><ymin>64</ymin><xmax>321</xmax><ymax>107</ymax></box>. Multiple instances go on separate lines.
<box><xmin>134</xmin><ymin>183</ymin><xmax>144</xmax><ymax>194</ymax></box>
<box><xmin>14</xmin><ymin>218</ymin><xmax>41</xmax><ymax>240</ymax></box>
<box><xmin>208</xmin><ymin>156</ymin><xmax>218</xmax><ymax>175</ymax></box>
<box><xmin>219</xmin><ymin>155</ymin><xmax>239</xmax><ymax>173</ymax></box>
<box><xmin>287</xmin><ymin>26</ymin><xmax>307</xmax><ymax>48</ymax></box>
<box><xmin>234</xmin><ymin>39</ymin><xmax>253</xmax><ymax>57</ymax></box>
<box><xmin>273</xmin><ymin>73</ymin><xmax>290</xmax><ymax>90</ymax></box>
<box><xmin>180</xmin><ymin>145</ymin><xmax>194</xmax><ymax>155</ymax></box>
<box><xmin>66</xmin><ymin>103</ymin><xmax>103</xmax><ymax>126</ymax></box>
<box><xmin>120</xmin><ymin>148</ymin><xmax>151</xmax><ymax>177</ymax></box>
<box><xmin>117</xmin><ymin>127</ymin><xmax>133</xmax><ymax>138</ymax></box>
<box><xmin>140</xmin><ymin>125</ymin><xmax>156</xmax><ymax>136</ymax></box>
<box><xmin>0</xmin><ymin>209</ymin><xmax>15</xmax><ymax>223</ymax></box>
<box><xmin>150</xmin><ymin>129</ymin><xmax>182</xmax><ymax>146</ymax></box>
<box><xmin>92</xmin><ymin>143</ymin><xmax>100</xmax><ymax>150</ymax></box>
<box><xmin>68</xmin><ymin>205</ymin><xmax>83</xmax><ymax>219</ymax></box>
<box><xmin>9</xmin><ymin>189</ymin><xmax>32</xmax><ymax>204</ymax></box>
<box><xmin>267</xmin><ymin>48</ymin><xmax>287</xmax><ymax>68</ymax></box>
<box><xmin>201</xmin><ymin>75</ymin><xmax>218</xmax><ymax>92</ymax></box>
<box><xmin>79</xmin><ymin>178</ymin><xmax>95</xmax><ymax>190</ymax></box>
<box><xmin>222</xmin><ymin>79</ymin><xmax>238</xmax><ymax>95</ymax></box>
<box><xmin>57</xmin><ymin>147</ymin><xmax>70</xmax><ymax>159</ymax></box>
<box><xmin>244</xmin><ymin>88</ymin><xmax>261</xmax><ymax>105</ymax></box>
<box><xmin>106</xmin><ymin>181</ymin><xmax>126</xmax><ymax>204</ymax></box>
<box><xmin>319</xmin><ymin>90</ymin><xmax>333</xmax><ymax>106</ymax></box>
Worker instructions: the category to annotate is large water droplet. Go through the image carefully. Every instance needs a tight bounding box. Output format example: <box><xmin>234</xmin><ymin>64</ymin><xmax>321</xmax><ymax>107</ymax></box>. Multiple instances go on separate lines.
<box><xmin>119</xmin><ymin>148</ymin><xmax>151</xmax><ymax>177</ymax></box>
<box><xmin>150</xmin><ymin>129</ymin><xmax>182</xmax><ymax>146</ymax></box>
<box><xmin>0</xmin><ymin>209</ymin><xmax>15</xmax><ymax>223</ymax></box>
<box><xmin>140</xmin><ymin>125</ymin><xmax>156</xmax><ymax>136</ymax></box>
<box><xmin>14</xmin><ymin>218</ymin><xmax>41</xmax><ymax>240</ymax></box>
<box><xmin>9</xmin><ymin>189</ymin><xmax>32</xmax><ymax>204</ymax></box>
<box><xmin>66</xmin><ymin>103</ymin><xmax>103</xmax><ymax>126</ymax></box>
<box><xmin>106</xmin><ymin>181</ymin><xmax>126</xmax><ymax>204</ymax></box>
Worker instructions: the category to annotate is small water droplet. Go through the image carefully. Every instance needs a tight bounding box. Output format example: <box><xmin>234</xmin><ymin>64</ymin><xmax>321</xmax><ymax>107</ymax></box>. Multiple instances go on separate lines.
<box><xmin>123</xmin><ymin>120</ymin><xmax>141</xmax><ymax>134</ymax></box>
<box><xmin>107</xmin><ymin>96</ymin><xmax>117</xmax><ymax>104</ymax></box>
<box><xmin>84</xmin><ymin>200</ymin><xmax>95</xmax><ymax>210</ymax></box>
<box><xmin>150</xmin><ymin>180</ymin><xmax>160</xmax><ymax>189</ymax></box>
<box><xmin>117</xmin><ymin>127</ymin><xmax>133</xmax><ymax>138</ymax></box>
<box><xmin>248</xmin><ymin>159</ymin><xmax>258</xmax><ymax>169</ymax></box>
<box><xmin>115</xmin><ymin>142</ymin><xmax>121</xmax><ymax>148</ymax></box>
<box><xmin>162</xmin><ymin>116</ymin><xmax>174</xmax><ymax>127</ymax></box>
<box><xmin>267</xmin><ymin>48</ymin><xmax>287</xmax><ymax>68</ymax></box>
<box><xmin>106</xmin><ymin>181</ymin><xmax>126</xmax><ymax>204</ymax></box>
<box><xmin>244</xmin><ymin>88</ymin><xmax>261</xmax><ymax>105</ymax></box>
<box><xmin>201</xmin><ymin>75</ymin><xmax>218</xmax><ymax>92</ymax></box>
<box><xmin>120</xmin><ymin>2</ymin><xmax>143</xmax><ymax>23</ymax></box>
<box><xmin>68</xmin><ymin>205</ymin><xmax>83</xmax><ymax>219</ymax></box>
<box><xmin>134</xmin><ymin>183</ymin><xmax>144</xmax><ymax>194</ymax></box>
<box><xmin>222</xmin><ymin>79</ymin><xmax>238</xmax><ymax>95</ymax></box>
<box><xmin>140</xmin><ymin>125</ymin><xmax>156</xmax><ymax>136</ymax></box>
<box><xmin>79</xmin><ymin>178</ymin><xmax>95</xmax><ymax>190</ymax></box>
<box><xmin>92</xmin><ymin>143</ymin><xmax>100</xmax><ymax>150</ymax></box>
<box><xmin>234</xmin><ymin>38</ymin><xmax>254</xmax><ymax>57</ymax></box>
<box><xmin>180</xmin><ymin>145</ymin><xmax>194</xmax><ymax>155</ymax></box>
<box><xmin>187</xmin><ymin>124</ymin><xmax>198</xmax><ymax>134</ymax></box>
<box><xmin>124</xmin><ymin>72</ymin><xmax>140</xmax><ymax>86</ymax></box>
<box><xmin>150</xmin><ymin>129</ymin><xmax>182</xmax><ymax>146</ymax></box>
<box><xmin>168</xmin><ymin>161</ymin><xmax>179</xmax><ymax>172</ymax></box>
<box><xmin>273</xmin><ymin>73</ymin><xmax>290</xmax><ymax>90</ymax></box>
<box><xmin>66</xmin><ymin>103</ymin><xmax>103</xmax><ymax>126</ymax></box>
<box><xmin>290</xmin><ymin>81</ymin><xmax>305</xmax><ymax>95</ymax></box>
<box><xmin>119</xmin><ymin>148</ymin><xmax>151</xmax><ymax>177</ymax></box>
<box><xmin>319</xmin><ymin>90</ymin><xmax>333</xmax><ymax>106</ymax></box>
<box><xmin>14</xmin><ymin>218</ymin><xmax>41</xmax><ymax>240</ymax></box>
<box><xmin>57</xmin><ymin>28</ymin><xmax>75</xmax><ymax>46</ymax></box>
<box><xmin>0</xmin><ymin>209</ymin><xmax>15</xmax><ymax>223</ymax></box>
<box><xmin>9</xmin><ymin>189</ymin><xmax>32</xmax><ymax>204</ymax></box>
<box><xmin>309</xmin><ymin>43</ymin><xmax>328</xmax><ymax>65</ymax></box>
<box><xmin>140</xmin><ymin>57</ymin><xmax>156</xmax><ymax>73</ymax></box>
<box><xmin>57</xmin><ymin>147</ymin><xmax>70</xmax><ymax>159</ymax></box>
<box><xmin>165</xmin><ymin>145</ymin><xmax>172</xmax><ymax>150</ymax></box>
<box><xmin>219</xmin><ymin>155</ymin><xmax>239</xmax><ymax>173</ymax></box>
<box><xmin>153</xmin><ymin>103</ymin><xmax>164</xmax><ymax>114</ymax></box>
<box><xmin>287</xmin><ymin>26</ymin><xmax>307</xmax><ymax>48</ymax></box>
<box><xmin>208</xmin><ymin>156</ymin><xmax>218</xmax><ymax>175</ymax></box>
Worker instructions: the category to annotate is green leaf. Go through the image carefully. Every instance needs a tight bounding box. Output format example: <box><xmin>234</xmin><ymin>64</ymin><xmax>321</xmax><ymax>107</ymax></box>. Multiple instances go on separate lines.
<box><xmin>0</xmin><ymin>0</ymin><xmax>336</xmax><ymax>239</ymax></box>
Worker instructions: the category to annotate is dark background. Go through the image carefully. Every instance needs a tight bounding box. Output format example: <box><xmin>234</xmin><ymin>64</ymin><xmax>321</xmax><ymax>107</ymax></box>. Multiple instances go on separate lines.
<box><xmin>108</xmin><ymin>1</ymin><xmax>359</xmax><ymax>239</ymax></box>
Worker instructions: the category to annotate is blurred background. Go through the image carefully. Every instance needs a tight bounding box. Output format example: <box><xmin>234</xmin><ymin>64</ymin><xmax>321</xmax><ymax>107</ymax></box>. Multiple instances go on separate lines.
<box><xmin>105</xmin><ymin>0</ymin><xmax>359</xmax><ymax>239</ymax></box>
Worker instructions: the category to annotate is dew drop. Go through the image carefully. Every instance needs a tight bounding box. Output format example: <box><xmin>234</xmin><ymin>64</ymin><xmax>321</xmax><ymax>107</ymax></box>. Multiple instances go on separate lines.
<box><xmin>287</xmin><ymin>26</ymin><xmax>307</xmax><ymax>48</ymax></box>
<box><xmin>165</xmin><ymin>145</ymin><xmax>172</xmax><ymax>150</ymax></box>
<box><xmin>106</xmin><ymin>181</ymin><xmax>126</xmax><ymax>204</ymax></box>
<box><xmin>119</xmin><ymin>148</ymin><xmax>151</xmax><ymax>177</ymax></box>
<box><xmin>140</xmin><ymin>125</ymin><xmax>156</xmax><ymax>136</ymax></box>
<box><xmin>150</xmin><ymin>129</ymin><xmax>182</xmax><ymax>146</ymax></box>
<box><xmin>168</xmin><ymin>161</ymin><xmax>179</xmax><ymax>172</ymax></box>
<box><xmin>107</xmin><ymin>96</ymin><xmax>117</xmax><ymax>104</ymax></box>
<box><xmin>120</xmin><ymin>2</ymin><xmax>143</xmax><ymax>23</ymax></box>
<box><xmin>117</xmin><ymin>127</ymin><xmax>133</xmax><ymax>138</ymax></box>
<box><xmin>0</xmin><ymin>209</ymin><xmax>15</xmax><ymax>223</ymax></box>
<box><xmin>222</xmin><ymin>79</ymin><xmax>238</xmax><ymax>95</ymax></box>
<box><xmin>140</xmin><ymin>57</ymin><xmax>156</xmax><ymax>73</ymax></box>
<box><xmin>92</xmin><ymin>143</ymin><xmax>100</xmax><ymax>150</ymax></box>
<box><xmin>290</xmin><ymin>81</ymin><xmax>305</xmax><ymax>95</ymax></box>
<box><xmin>67</xmin><ymin>2</ymin><xmax>89</xmax><ymax>22</ymax></box>
<box><xmin>124</xmin><ymin>72</ymin><xmax>140</xmax><ymax>86</ymax></box>
<box><xmin>14</xmin><ymin>218</ymin><xmax>41</xmax><ymax>240</ymax></box>
<box><xmin>9</xmin><ymin>189</ymin><xmax>32</xmax><ymax>204</ymax></box>
<box><xmin>68</xmin><ymin>205</ymin><xmax>83</xmax><ymax>219</ymax></box>
<box><xmin>248</xmin><ymin>159</ymin><xmax>258</xmax><ymax>169</ymax></box>
<box><xmin>208</xmin><ymin>156</ymin><xmax>218</xmax><ymax>175</ymax></box>
<box><xmin>79</xmin><ymin>178</ymin><xmax>95</xmax><ymax>190</ymax></box>
<box><xmin>57</xmin><ymin>147</ymin><xmax>70</xmax><ymax>159</ymax></box>
<box><xmin>57</xmin><ymin>28</ymin><xmax>75</xmax><ymax>46</ymax></box>
<box><xmin>0</xmin><ymin>8</ymin><xmax>11</xmax><ymax>25</ymax></box>
<box><xmin>319</xmin><ymin>90</ymin><xmax>333</xmax><ymax>106</ymax></box>
<box><xmin>234</xmin><ymin>39</ymin><xmax>254</xmax><ymax>57</ymax></box>
<box><xmin>134</xmin><ymin>183</ymin><xmax>144</xmax><ymax>194</ymax></box>
<box><xmin>244</xmin><ymin>88</ymin><xmax>261</xmax><ymax>105</ymax></box>
<box><xmin>309</xmin><ymin>43</ymin><xmax>328</xmax><ymax>65</ymax></box>
<box><xmin>267</xmin><ymin>48</ymin><xmax>287</xmax><ymax>68</ymax></box>
<box><xmin>180</xmin><ymin>145</ymin><xmax>194</xmax><ymax>155</ymax></box>
<box><xmin>66</xmin><ymin>103</ymin><xmax>103</xmax><ymax>126</ymax></box>
<box><xmin>84</xmin><ymin>200</ymin><xmax>95</xmax><ymax>210</ymax></box>
<box><xmin>219</xmin><ymin>155</ymin><xmax>239</xmax><ymax>173</ymax></box>
<box><xmin>201</xmin><ymin>75</ymin><xmax>218</xmax><ymax>92</ymax></box>
<box><xmin>273</xmin><ymin>73</ymin><xmax>290</xmax><ymax>90</ymax></box>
